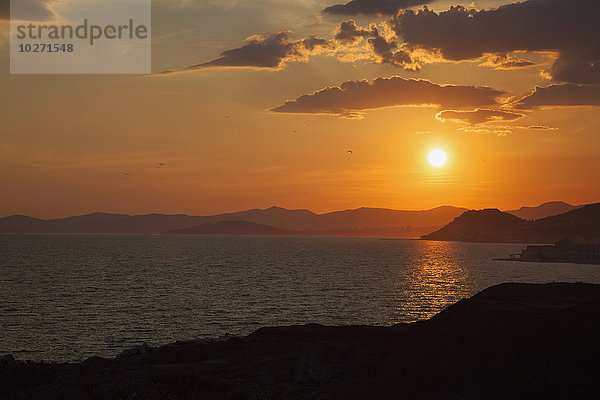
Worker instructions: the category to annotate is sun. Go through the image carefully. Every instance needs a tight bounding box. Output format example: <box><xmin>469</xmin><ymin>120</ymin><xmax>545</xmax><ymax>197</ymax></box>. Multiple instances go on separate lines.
<box><xmin>428</xmin><ymin>149</ymin><xmax>447</xmax><ymax>167</ymax></box>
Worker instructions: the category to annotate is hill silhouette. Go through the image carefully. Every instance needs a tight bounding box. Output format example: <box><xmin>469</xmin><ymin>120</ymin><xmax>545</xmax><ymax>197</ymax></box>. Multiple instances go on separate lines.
<box><xmin>421</xmin><ymin>209</ymin><xmax>528</xmax><ymax>242</ymax></box>
<box><xmin>0</xmin><ymin>206</ymin><xmax>468</xmax><ymax>237</ymax></box>
<box><xmin>0</xmin><ymin>202</ymin><xmax>582</xmax><ymax>238</ymax></box>
<box><xmin>506</xmin><ymin>201</ymin><xmax>580</xmax><ymax>220</ymax></box>
<box><xmin>422</xmin><ymin>203</ymin><xmax>600</xmax><ymax>243</ymax></box>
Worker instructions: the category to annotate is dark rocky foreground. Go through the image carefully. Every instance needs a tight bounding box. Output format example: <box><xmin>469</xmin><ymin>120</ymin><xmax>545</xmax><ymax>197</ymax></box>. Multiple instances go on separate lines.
<box><xmin>2</xmin><ymin>283</ymin><xmax>600</xmax><ymax>400</ymax></box>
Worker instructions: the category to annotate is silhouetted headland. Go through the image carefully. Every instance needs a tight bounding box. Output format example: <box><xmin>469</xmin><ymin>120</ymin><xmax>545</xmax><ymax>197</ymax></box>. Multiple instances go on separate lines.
<box><xmin>422</xmin><ymin>202</ymin><xmax>600</xmax><ymax>243</ymax></box>
<box><xmin>2</xmin><ymin>282</ymin><xmax>599</xmax><ymax>399</ymax></box>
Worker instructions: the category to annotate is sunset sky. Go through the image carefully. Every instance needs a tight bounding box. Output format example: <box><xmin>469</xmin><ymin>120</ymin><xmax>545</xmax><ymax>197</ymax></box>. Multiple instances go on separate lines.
<box><xmin>1</xmin><ymin>0</ymin><xmax>599</xmax><ymax>218</ymax></box>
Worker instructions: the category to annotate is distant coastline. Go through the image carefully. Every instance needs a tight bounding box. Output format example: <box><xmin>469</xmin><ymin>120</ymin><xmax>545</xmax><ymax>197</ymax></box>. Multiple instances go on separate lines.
<box><xmin>0</xmin><ymin>201</ymin><xmax>580</xmax><ymax>239</ymax></box>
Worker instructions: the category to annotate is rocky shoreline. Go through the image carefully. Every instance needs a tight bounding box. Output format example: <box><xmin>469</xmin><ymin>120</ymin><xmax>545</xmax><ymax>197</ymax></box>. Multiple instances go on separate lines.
<box><xmin>2</xmin><ymin>282</ymin><xmax>600</xmax><ymax>399</ymax></box>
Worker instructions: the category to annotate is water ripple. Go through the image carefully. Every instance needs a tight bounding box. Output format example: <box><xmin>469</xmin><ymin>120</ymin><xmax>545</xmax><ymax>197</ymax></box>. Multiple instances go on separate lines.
<box><xmin>2</xmin><ymin>235</ymin><xmax>600</xmax><ymax>362</ymax></box>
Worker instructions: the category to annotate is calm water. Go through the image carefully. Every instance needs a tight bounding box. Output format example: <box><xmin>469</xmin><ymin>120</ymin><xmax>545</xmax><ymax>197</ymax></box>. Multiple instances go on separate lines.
<box><xmin>2</xmin><ymin>235</ymin><xmax>600</xmax><ymax>362</ymax></box>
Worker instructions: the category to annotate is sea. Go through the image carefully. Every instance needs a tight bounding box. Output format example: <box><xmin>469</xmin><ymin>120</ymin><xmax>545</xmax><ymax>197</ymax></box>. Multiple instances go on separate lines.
<box><xmin>2</xmin><ymin>235</ymin><xmax>600</xmax><ymax>362</ymax></box>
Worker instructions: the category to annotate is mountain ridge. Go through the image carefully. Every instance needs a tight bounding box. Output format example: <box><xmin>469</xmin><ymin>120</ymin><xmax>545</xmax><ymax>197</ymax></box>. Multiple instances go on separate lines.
<box><xmin>0</xmin><ymin>202</ymin><xmax>584</xmax><ymax>238</ymax></box>
<box><xmin>505</xmin><ymin>201</ymin><xmax>581</xmax><ymax>220</ymax></box>
<box><xmin>0</xmin><ymin>205</ymin><xmax>469</xmax><ymax>236</ymax></box>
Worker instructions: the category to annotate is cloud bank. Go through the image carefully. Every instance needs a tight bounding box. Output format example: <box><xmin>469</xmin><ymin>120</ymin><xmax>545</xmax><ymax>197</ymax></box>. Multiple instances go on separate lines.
<box><xmin>389</xmin><ymin>0</ymin><xmax>600</xmax><ymax>83</ymax></box>
<box><xmin>160</xmin><ymin>0</ymin><xmax>600</xmax><ymax>88</ymax></box>
<box><xmin>270</xmin><ymin>76</ymin><xmax>505</xmax><ymax>118</ymax></box>
<box><xmin>164</xmin><ymin>32</ymin><xmax>335</xmax><ymax>73</ymax></box>
<box><xmin>513</xmin><ymin>84</ymin><xmax>600</xmax><ymax>110</ymax></box>
<box><xmin>163</xmin><ymin>20</ymin><xmax>382</xmax><ymax>74</ymax></box>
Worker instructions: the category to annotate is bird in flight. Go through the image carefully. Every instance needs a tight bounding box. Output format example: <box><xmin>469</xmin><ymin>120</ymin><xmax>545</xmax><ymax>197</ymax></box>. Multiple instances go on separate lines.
<box><xmin>123</xmin><ymin>172</ymin><xmax>129</xmax><ymax>176</ymax></box>
<box><xmin>157</xmin><ymin>162</ymin><xmax>166</xmax><ymax>168</ymax></box>
<box><xmin>346</xmin><ymin>150</ymin><xmax>353</xmax><ymax>154</ymax></box>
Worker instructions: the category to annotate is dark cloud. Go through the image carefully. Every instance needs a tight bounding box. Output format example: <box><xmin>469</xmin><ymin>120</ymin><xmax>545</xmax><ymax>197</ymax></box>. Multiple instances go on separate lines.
<box><xmin>166</xmin><ymin>32</ymin><xmax>335</xmax><ymax>73</ymax></box>
<box><xmin>367</xmin><ymin>26</ymin><xmax>419</xmax><ymax>71</ymax></box>
<box><xmin>164</xmin><ymin>20</ymin><xmax>408</xmax><ymax>75</ymax></box>
<box><xmin>333</xmin><ymin>20</ymin><xmax>370</xmax><ymax>45</ymax></box>
<box><xmin>164</xmin><ymin>17</ymin><xmax>418</xmax><ymax>74</ymax></box>
<box><xmin>270</xmin><ymin>76</ymin><xmax>505</xmax><ymax>118</ymax></box>
<box><xmin>389</xmin><ymin>0</ymin><xmax>600</xmax><ymax>83</ymax></box>
<box><xmin>481</xmin><ymin>54</ymin><xmax>537</xmax><ymax>70</ymax></box>
<box><xmin>1</xmin><ymin>0</ymin><xmax>55</xmax><ymax>21</ymax></box>
<box><xmin>323</xmin><ymin>0</ymin><xmax>431</xmax><ymax>16</ymax></box>
<box><xmin>301</xmin><ymin>36</ymin><xmax>336</xmax><ymax>52</ymax></box>
<box><xmin>332</xmin><ymin>21</ymin><xmax>418</xmax><ymax>69</ymax></box>
<box><xmin>546</xmin><ymin>49</ymin><xmax>600</xmax><ymax>84</ymax></box>
<box><xmin>512</xmin><ymin>84</ymin><xmax>600</xmax><ymax>110</ymax></box>
<box><xmin>436</xmin><ymin>109</ymin><xmax>524</xmax><ymax>125</ymax></box>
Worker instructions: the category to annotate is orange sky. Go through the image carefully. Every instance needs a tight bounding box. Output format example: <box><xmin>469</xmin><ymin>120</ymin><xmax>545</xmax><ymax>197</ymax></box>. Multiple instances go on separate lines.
<box><xmin>1</xmin><ymin>0</ymin><xmax>599</xmax><ymax>218</ymax></box>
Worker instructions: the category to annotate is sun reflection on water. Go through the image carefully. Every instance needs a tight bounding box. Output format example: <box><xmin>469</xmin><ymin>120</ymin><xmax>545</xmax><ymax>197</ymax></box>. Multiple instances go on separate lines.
<box><xmin>392</xmin><ymin>240</ymin><xmax>473</xmax><ymax>322</ymax></box>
